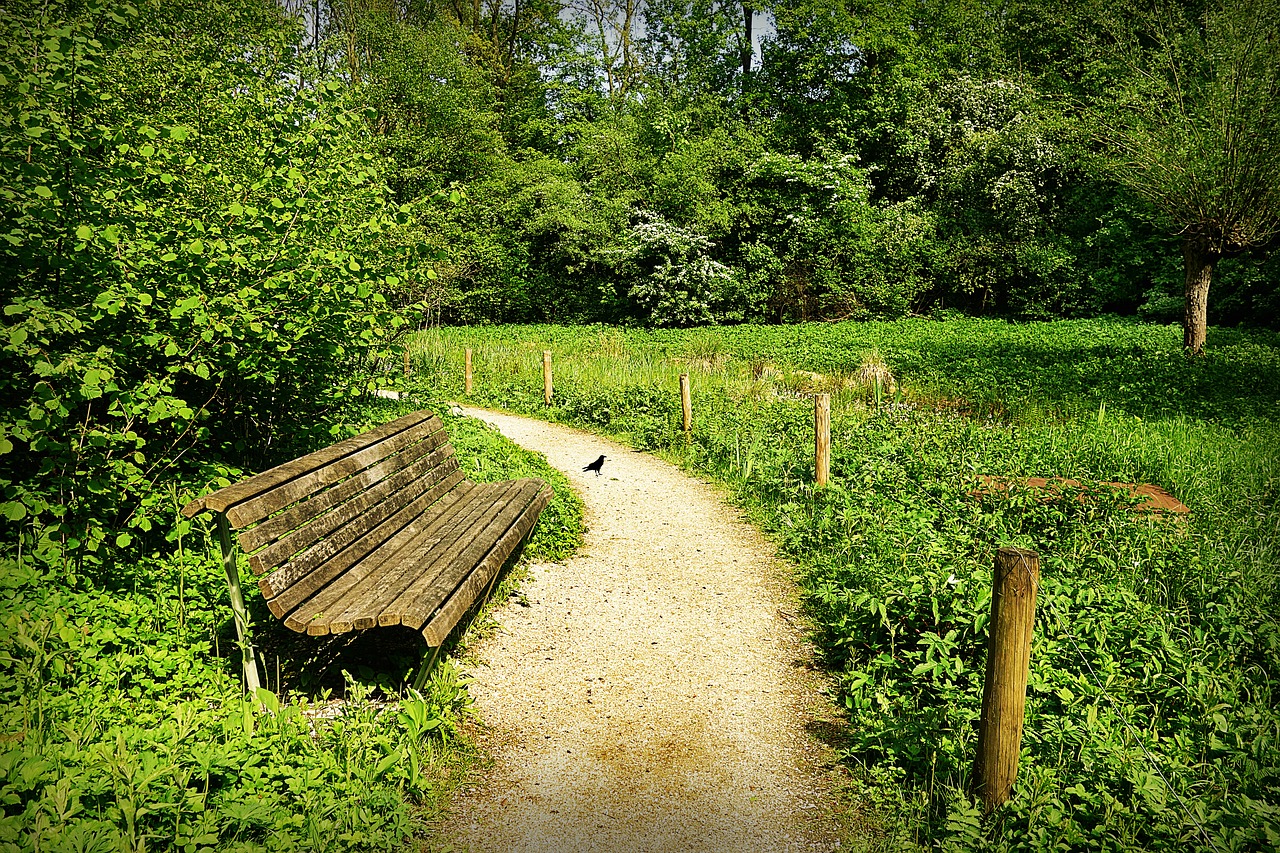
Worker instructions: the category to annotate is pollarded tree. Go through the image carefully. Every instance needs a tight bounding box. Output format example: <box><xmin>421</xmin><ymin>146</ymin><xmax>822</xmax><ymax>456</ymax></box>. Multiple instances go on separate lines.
<box><xmin>1095</xmin><ymin>0</ymin><xmax>1280</xmax><ymax>353</ymax></box>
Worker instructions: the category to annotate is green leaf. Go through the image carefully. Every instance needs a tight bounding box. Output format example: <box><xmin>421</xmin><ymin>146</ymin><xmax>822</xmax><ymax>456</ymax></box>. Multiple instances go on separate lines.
<box><xmin>34</xmin><ymin>186</ymin><xmax>53</xmax><ymax>199</ymax></box>
<box><xmin>0</xmin><ymin>502</ymin><xmax>26</xmax><ymax>521</ymax></box>
<box><xmin>0</xmin><ymin>438</ymin><xmax>12</xmax><ymax>454</ymax></box>
<box><xmin>188</xmin><ymin>238</ymin><xmax>204</xmax><ymax>255</ymax></box>
<box><xmin>115</xmin><ymin>532</ymin><xmax>132</xmax><ymax>548</ymax></box>
<box><xmin>76</xmin><ymin>224</ymin><xmax>93</xmax><ymax>241</ymax></box>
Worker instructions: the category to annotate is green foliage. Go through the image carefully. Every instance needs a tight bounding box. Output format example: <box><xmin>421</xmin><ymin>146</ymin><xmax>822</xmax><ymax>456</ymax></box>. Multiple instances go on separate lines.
<box><xmin>0</xmin><ymin>387</ymin><xmax>585</xmax><ymax>852</ymax></box>
<box><xmin>414</xmin><ymin>318</ymin><xmax>1280</xmax><ymax>851</ymax></box>
<box><xmin>0</xmin><ymin>549</ymin><xmax>472</xmax><ymax>852</ymax></box>
<box><xmin>0</xmin><ymin>0</ymin><xmax>424</xmax><ymax>571</ymax></box>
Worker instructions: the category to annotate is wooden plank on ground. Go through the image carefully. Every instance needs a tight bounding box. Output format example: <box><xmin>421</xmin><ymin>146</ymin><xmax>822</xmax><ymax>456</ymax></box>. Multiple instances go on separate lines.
<box><xmin>421</xmin><ymin>486</ymin><xmax>550</xmax><ymax>646</ymax></box>
<box><xmin>235</xmin><ymin>431</ymin><xmax>449</xmax><ymax>553</ymax></box>
<box><xmin>183</xmin><ymin>410</ymin><xmax>434</xmax><ymax>519</ymax></box>
<box><xmin>975</xmin><ymin>476</ymin><xmax>1189</xmax><ymax>515</ymax></box>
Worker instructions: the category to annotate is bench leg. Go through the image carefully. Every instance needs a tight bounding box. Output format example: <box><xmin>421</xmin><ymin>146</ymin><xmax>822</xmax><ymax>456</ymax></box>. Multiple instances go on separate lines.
<box><xmin>411</xmin><ymin>643</ymin><xmax>445</xmax><ymax>692</ymax></box>
<box><xmin>217</xmin><ymin>513</ymin><xmax>264</xmax><ymax>694</ymax></box>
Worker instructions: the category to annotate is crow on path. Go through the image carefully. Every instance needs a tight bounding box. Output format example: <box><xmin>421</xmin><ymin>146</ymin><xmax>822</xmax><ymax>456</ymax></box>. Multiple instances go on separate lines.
<box><xmin>583</xmin><ymin>455</ymin><xmax>606</xmax><ymax>477</ymax></box>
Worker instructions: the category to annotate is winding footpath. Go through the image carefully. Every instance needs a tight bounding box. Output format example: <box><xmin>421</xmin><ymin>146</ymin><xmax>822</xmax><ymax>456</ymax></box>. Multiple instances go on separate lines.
<box><xmin>444</xmin><ymin>408</ymin><xmax>843</xmax><ymax>852</ymax></box>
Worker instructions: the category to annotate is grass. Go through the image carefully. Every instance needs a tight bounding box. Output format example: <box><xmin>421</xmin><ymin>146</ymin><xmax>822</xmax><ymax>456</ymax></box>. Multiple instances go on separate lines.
<box><xmin>407</xmin><ymin>316</ymin><xmax>1280</xmax><ymax>852</ymax></box>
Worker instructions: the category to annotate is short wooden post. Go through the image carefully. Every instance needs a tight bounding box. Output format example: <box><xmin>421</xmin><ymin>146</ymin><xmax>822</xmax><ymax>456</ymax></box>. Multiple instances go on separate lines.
<box><xmin>542</xmin><ymin>350</ymin><xmax>553</xmax><ymax>405</ymax></box>
<box><xmin>464</xmin><ymin>347</ymin><xmax>473</xmax><ymax>395</ymax></box>
<box><xmin>815</xmin><ymin>393</ymin><xmax>830</xmax><ymax>487</ymax></box>
<box><xmin>216</xmin><ymin>513</ymin><xmax>263</xmax><ymax>694</ymax></box>
<box><xmin>403</xmin><ymin>348</ymin><xmax>411</xmax><ymax>379</ymax></box>
<box><xmin>680</xmin><ymin>373</ymin><xmax>692</xmax><ymax>433</ymax></box>
<box><xmin>972</xmin><ymin>546</ymin><xmax>1040</xmax><ymax>812</ymax></box>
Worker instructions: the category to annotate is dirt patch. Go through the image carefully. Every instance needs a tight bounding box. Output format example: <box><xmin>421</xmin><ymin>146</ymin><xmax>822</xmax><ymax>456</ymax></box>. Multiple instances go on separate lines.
<box><xmin>441</xmin><ymin>408</ymin><xmax>843</xmax><ymax>852</ymax></box>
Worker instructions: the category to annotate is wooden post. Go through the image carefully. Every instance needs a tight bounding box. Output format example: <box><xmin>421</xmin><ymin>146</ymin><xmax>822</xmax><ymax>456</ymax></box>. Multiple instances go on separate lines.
<box><xmin>972</xmin><ymin>546</ymin><xmax>1040</xmax><ymax>812</ymax></box>
<box><xmin>680</xmin><ymin>373</ymin><xmax>692</xmax><ymax>433</ymax></box>
<box><xmin>542</xmin><ymin>350</ymin><xmax>553</xmax><ymax>405</ymax></box>
<box><xmin>217</xmin><ymin>513</ymin><xmax>263</xmax><ymax>694</ymax></box>
<box><xmin>815</xmin><ymin>393</ymin><xmax>830</xmax><ymax>487</ymax></box>
<box><xmin>464</xmin><ymin>347</ymin><xmax>473</xmax><ymax>395</ymax></box>
<box><xmin>403</xmin><ymin>348</ymin><xmax>410</xmax><ymax>380</ymax></box>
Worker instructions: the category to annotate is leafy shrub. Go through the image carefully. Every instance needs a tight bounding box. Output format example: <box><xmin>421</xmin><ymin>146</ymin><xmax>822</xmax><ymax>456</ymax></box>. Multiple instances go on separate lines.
<box><xmin>0</xmin><ymin>1</ymin><xmax>419</xmax><ymax>571</ymax></box>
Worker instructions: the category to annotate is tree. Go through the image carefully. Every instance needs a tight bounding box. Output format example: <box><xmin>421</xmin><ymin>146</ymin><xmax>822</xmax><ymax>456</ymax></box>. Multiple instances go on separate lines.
<box><xmin>1094</xmin><ymin>0</ymin><xmax>1280</xmax><ymax>352</ymax></box>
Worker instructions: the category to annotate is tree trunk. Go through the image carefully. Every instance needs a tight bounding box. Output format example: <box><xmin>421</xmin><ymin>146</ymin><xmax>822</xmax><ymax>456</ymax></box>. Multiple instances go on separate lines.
<box><xmin>742</xmin><ymin>3</ymin><xmax>754</xmax><ymax>78</ymax></box>
<box><xmin>1182</xmin><ymin>238</ymin><xmax>1217</xmax><ymax>354</ymax></box>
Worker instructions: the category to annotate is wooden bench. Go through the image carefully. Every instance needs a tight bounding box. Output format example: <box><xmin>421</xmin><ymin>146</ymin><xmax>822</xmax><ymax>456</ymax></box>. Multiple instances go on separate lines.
<box><xmin>182</xmin><ymin>410</ymin><xmax>550</xmax><ymax>691</ymax></box>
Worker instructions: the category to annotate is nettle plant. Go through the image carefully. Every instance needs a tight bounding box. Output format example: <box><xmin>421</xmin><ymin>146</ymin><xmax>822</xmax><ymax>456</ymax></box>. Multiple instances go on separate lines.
<box><xmin>623</xmin><ymin>212</ymin><xmax>735</xmax><ymax>327</ymax></box>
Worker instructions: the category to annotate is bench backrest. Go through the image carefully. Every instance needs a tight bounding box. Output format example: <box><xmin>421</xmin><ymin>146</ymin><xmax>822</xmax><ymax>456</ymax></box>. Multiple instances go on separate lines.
<box><xmin>182</xmin><ymin>410</ymin><xmax>463</xmax><ymax>614</ymax></box>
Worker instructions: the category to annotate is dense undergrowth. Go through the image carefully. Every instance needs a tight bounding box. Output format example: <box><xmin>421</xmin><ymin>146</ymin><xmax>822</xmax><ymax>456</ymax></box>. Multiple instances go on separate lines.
<box><xmin>410</xmin><ymin>317</ymin><xmax>1280</xmax><ymax>852</ymax></box>
<box><xmin>0</xmin><ymin>398</ymin><xmax>583</xmax><ymax>852</ymax></box>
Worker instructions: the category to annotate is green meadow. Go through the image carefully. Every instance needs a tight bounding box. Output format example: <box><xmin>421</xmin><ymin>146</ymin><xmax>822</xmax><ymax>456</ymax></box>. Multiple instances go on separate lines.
<box><xmin>408</xmin><ymin>317</ymin><xmax>1280</xmax><ymax>851</ymax></box>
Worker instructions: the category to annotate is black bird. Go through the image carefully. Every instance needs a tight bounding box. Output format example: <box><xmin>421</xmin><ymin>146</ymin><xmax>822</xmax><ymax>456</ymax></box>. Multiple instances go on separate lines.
<box><xmin>583</xmin><ymin>455</ymin><xmax>606</xmax><ymax>477</ymax></box>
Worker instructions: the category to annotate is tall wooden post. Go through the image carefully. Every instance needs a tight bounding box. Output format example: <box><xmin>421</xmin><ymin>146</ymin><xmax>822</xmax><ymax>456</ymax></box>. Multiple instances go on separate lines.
<box><xmin>403</xmin><ymin>348</ymin><xmax>411</xmax><ymax>380</ymax></box>
<box><xmin>464</xmin><ymin>348</ymin><xmax>473</xmax><ymax>396</ymax></box>
<box><xmin>680</xmin><ymin>373</ymin><xmax>692</xmax><ymax>433</ymax></box>
<box><xmin>542</xmin><ymin>350</ymin><xmax>553</xmax><ymax>405</ymax></box>
<box><xmin>815</xmin><ymin>393</ymin><xmax>831</xmax><ymax>487</ymax></box>
<box><xmin>217</xmin><ymin>513</ymin><xmax>263</xmax><ymax>694</ymax></box>
<box><xmin>972</xmin><ymin>546</ymin><xmax>1040</xmax><ymax>811</ymax></box>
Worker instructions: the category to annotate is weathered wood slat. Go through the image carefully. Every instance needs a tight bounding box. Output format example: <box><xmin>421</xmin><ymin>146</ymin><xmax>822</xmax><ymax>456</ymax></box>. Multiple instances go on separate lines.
<box><xmin>182</xmin><ymin>410</ymin><xmax>433</xmax><ymax>519</ymax></box>
<box><xmin>421</xmin><ymin>486</ymin><xmax>551</xmax><ymax>645</ymax></box>
<box><xmin>237</xmin><ymin>433</ymin><xmax>449</xmax><ymax>555</ymax></box>
<box><xmin>247</xmin><ymin>447</ymin><xmax>458</xmax><ymax>576</ymax></box>
<box><xmin>262</xmin><ymin>470</ymin><xmax>468</xmax><ymax>614</ymax></box>
<box><xmin>372</xmin><ymin>482</ymin><xmax>532</xmax><ymax>629</ymax></box>
<box><xmin>226</xmin><ymin>416</ymin><xmax>446</xmax><ymax>528</ymax></box>
<box><xmin>293</xmin><ymin>482</ymin><xmax>522</xmax><ymax>636</ymax></box>
<box><xmin>325</xmin><ymin>483</ymin><xmax>526</xmax><ymax>634</ymax></box>
<box><xmin>391</xmin><ymin>479</ymin><xmax>545</xmax><ymax>631</ymax></box>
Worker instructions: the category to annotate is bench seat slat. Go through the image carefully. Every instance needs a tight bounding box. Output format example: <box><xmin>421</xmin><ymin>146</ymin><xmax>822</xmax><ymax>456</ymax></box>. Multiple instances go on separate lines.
<box><xmin>386</xmin><ymin>479</ymin><xmax>545</xmax><ymax>630</ymax></box>
<box><xmin>247</xmin><ymin>444</ymin><xmax>457</xmax><ymax>576</ymax></box>
<box><xmin>422</xmin><ymin>486</ymin><xmax>551</xmax><ymax>645</ymax></box>
<box><xmin>227</xmin><ymin>416</ymin><xmax>446</xmax><ymax>529</ymax></box>
<box><xmin>262</xmin><ymin>469</ymin><xmax>467</xmax><ymax>612</ymax></box>
<box><xmin>289</xmin><ymin>481</ymin><xmax>524</xmax><ymax>635</ymax></box>
<box><xmin>329</xmin><ymin>482</ymin><xmax>530</xmax><ymax>634</ymax></box>
<box><xmin>237</xmin><ymin>429</ymin><xmax>449</xmax><ymax>555</ymax></box>
<box><xmin>183</xmin><ymin>410</ymin><xmax>434</xmax><ymax>519</ymax></box>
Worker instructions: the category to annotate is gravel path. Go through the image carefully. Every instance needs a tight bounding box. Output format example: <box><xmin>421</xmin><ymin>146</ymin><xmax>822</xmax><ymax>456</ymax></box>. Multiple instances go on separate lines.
<box><xmin>444</xmin><ymin>407</ymin><xmax>842</xmax><ymax>853</ymax></box>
